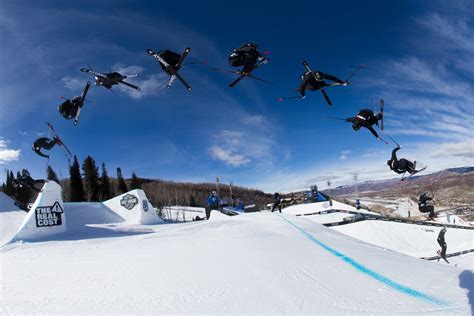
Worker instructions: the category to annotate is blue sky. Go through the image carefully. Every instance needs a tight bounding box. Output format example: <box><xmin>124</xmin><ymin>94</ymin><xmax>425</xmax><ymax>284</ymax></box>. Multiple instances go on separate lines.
<box><xmin>0</xmin><ymin>0</ymin><xmax>473</xmax><ymax>192</ymax></box>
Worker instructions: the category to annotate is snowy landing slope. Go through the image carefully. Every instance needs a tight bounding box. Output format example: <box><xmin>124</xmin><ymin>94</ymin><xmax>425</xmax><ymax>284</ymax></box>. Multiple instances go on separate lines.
<box><xmin>1</xmin><ymin>213</ymin><xmax>472</xmax><ymax>314</ymax></box>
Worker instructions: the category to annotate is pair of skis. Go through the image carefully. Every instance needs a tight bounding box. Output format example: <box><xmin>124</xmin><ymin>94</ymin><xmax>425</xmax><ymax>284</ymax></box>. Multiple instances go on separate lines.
<box><xmin>147</xmin><ymin>48</ymin><xmax>192</xmax><ymax>91</ymax></box>
<box><xmin>211</xmin><ymin>57</ymin><xmax>272</xmax><ymax>87</ymax></box>
<box><xmin>46</xmin><ymin>123</ymin><xmax>73</xmax><ymax>161</ymax></box>
<box><xmin>73</xmin><ymin>81</ymin><xmax>91</xmax><ymax>126</ymax></box>
<box><xmin>437</xmin><ymin>250</ymin><xmax>450</xmax><ymax>264</ymax></box>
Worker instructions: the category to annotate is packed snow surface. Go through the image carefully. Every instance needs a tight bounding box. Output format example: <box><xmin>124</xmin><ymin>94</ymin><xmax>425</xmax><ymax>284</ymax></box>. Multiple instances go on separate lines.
<box><xmin>1</xmin><ymin>211</ymin><xmax>472</xmax><ymax>314</ymax></box>
<box><xmin>0</xmin><ymin>192</ymin><xmax>19</xmax><ymax>212</ymax></box>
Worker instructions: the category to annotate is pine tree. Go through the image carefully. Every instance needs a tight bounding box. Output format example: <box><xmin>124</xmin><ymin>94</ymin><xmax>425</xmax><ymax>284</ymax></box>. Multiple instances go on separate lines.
<box><xmin>100</xmin><ymin>162</ymin><xmax>112</xmax><ymax>201</ymax></box>
<box><xmin>117</xmin><ymin>167</ymin><xmax>128</xmax><ymax>194</ymax></box>
<box><xmin>69</xmin><ymin>155</ymin><xmax>85</xmax><ymax>202</ymax></box>
<box><xmin>130</xmin><ymin>172</ymin><xmax>141</xmax><ymax>190</ymax></box>
<box><xmin>82</xmin><ymin>156</ymin><xmax>100</xmax><ymax>202</ymax></box>
<box><xmin>4</xmin><ymin>170</ymin><xmax>16</xmax><ymax>197</ymax></box>
<box><xmin>47</xmin><ymin>165</ymin><xmax>60</xmax><ymax>183</ymax></box>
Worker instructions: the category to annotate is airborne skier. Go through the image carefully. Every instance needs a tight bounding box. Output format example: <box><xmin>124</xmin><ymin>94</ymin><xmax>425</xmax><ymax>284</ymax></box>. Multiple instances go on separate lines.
<box><xmin>229</xmin><ymin>43</ymin><xmax>266</xmax><ymax>75</ymax></box>
<box><xmin>32</xmin><ymin>136</ymin><xmax>62</xmax><ymax>158</ymax></box>
<box><xmin>386</xmin><ymin>146</ymin><xmax>418</xmax><ymax>175</ymax></box>
<box><xmin>298</xmin><ymin>69</ymin><xmax>347</xmax><ymax>98</ymax></box>
<box><xmin>418</xmin><ymin>192</ymin><xmax>435</xmax><ymax>219</ymax></box>
<box><xmin>58</xmin><ymin>81</ymin><xmax>91</xmax><ymax>125</ymax></box>
<box><xmin>146</xmin><ymin>47</ymin><xmax>192</xmax><ymax>90</ymax></box>
<box><xmin>345</xmin><ymin>108</ymin><xmax>383</xmax><ymax>139</ymax></box>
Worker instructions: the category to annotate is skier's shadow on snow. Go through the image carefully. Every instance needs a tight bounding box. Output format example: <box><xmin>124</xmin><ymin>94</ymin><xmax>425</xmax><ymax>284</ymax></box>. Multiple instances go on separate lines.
<box><xmin>459</xmin><ymin>270</ymin><xmax>474</xmax><ymax>315</ymax></box>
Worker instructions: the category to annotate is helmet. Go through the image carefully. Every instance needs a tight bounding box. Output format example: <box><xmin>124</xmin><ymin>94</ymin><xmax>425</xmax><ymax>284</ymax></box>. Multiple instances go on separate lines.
<box><xmin>248</xmin><ymin>43</ymin><xmax>258</xmax><ymax>49</ymax></box>
<box><xmin>352</xmin><ymin>122</ymin><xmax>361</xmax><ymax>131</ymax></box>
<box><xmin>386</xmin><ymin>160</ymin><xmax>391</xmax><ymax>166</ymax></box>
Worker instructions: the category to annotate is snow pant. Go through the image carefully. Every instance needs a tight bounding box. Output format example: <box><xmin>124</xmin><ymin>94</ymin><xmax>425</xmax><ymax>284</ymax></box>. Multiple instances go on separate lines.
<box><xmin>398</xmin><ymin>159</ymin><xmax>415</xmax><ymax>174</ymax></box>
<box><xmin>205</xmin><ymin>206</ymin><xmax>212</xmax><ymax>220</ymax></box>
<box><xmin>437</xmin><ymin>238</ymin><xmax>447</xmax><ymax>257</ymax></box>
<box><xmin>271</xmin><ymin>203</ymin><xmax>281</xmax><ymax>213</ymax></box>
<box><xmin>419</xmin><ymin>204</ymin><xmax>435</xmax><ymax>218</ymax></box>
<box><xmin>229</xmin><ymin>54</ymin><xmax>258</xmax><ymax>74</ymax></box>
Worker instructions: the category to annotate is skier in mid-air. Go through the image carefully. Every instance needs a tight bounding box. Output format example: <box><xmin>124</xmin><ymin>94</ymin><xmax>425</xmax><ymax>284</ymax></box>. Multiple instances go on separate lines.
<box><xmin>418</xmin><ymin>192</ymin><xmax>435</xmax><ymax>219</ymax></box>
<box><xmin>153</xmin><ymin>49</ymin><xmax>185</xmax><ymax>75</ymax></box>
<box><xmin>32</xmin><ymin>136</ymin><xmax>62</xmax><ymax>158</ymax></box>
<box><xmin>206</xmin><ymin>191</ymin><xmax>219</xmax><ymax>220</ymax></box>
<box><xmin>229</xmin><ymin>43</ymin><xmax>266</xmax><ymax>75</ymax></box>
<box><xmin>437</xmin><ymin>227</ymin><xmax>447</xmax><ymax>259</ymax></box>
<box><xmin>345</xmin><ymin>108</ymin><xmax>383</xmax><ymax>139</ymax></box>
<box><xmin>271</xmin><ymin>192</ymin><xmax>282</xmax><ymax>213</ymax></box>
<box><xmin>387</xmin><ymin>146</ymin><xmax>418</xmax><ymax>175</ymax></box>
<box><xmin>299</xmin><ymin>70</ymin><xmax>347</xmax><ymax>98</ymax></box>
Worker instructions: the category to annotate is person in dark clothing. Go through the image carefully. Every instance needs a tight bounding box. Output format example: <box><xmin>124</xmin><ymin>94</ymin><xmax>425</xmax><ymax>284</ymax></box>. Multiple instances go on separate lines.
<box><xmin>345</xmin><ymin>108</ymin><xmax>383</xmax><ymax>139</ymax></box>
<box><xmin>229</xmin><ymin>43</ymin><xmax>266</xmax><ymax>75</ymax></box>
<box><xmin>32</xmin><ymin>136</ymin><xmax>62</xmax><ymax>158</ymax></box>
<box><xmin>298</xmin><ymin>71</ymin><xmax>346</xmax><ymax>98</ymax></box>
<box><xmin>418</xmin><ymin>192</ymin><xmax>435</xmax><ymax>219</ymax></box>
<box><xmin>12</xmin><ymin>170</ymin><xmax>43</xmax><ymax>192</ymax></box>
<box><xmin>155</xmin><ymin>50</ymin><xmax>182</xmax><ymax>75</ymax></box>
<box><xmin>387</xmin><ymin>146</ymin><xmax>417</xmax><ymax>175</ymax></box>
<box><xmin>271</xmin><ymin>193</ymin><xmax>282</xmax><ymax>213</ymax></box>
<box><xmin>437</xmin><ymin>227</ymin><xmax>447</xmax><ymax>258</ymax></box>
<box><xmin>205</xmin><ymin>191</ymin><xmax>219</xmax><ymax>220</ymax></box>
<box><xmin>58</xmin><ymin>96</ymin><xmax>82</xmax><ymax>120</ymax></box>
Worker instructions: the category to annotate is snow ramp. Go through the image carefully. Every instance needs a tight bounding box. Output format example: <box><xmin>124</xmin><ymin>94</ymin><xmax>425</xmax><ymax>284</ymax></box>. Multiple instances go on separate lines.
<box><xmin>103</xmin><ymin>189</ymin><xmax>163</xmax><ymax>224</ymax></box>
<box><xmin>9</xmin><ymin>181</ymin><xmax>66</xmax><ymax>242</ymax></box>
<box><xmin>0</xmin><ymin>192</ymin><xmax>25</xmax><ymax>245</ymax></box>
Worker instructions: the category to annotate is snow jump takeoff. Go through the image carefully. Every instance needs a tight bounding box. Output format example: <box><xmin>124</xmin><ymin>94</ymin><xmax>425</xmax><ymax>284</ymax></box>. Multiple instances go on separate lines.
<box><xmin>58</xmin><ymin>81</ymin><xmax>91</xmax><ymax>126</ymax></box>
<box><xmin>147</xmin><ymin>47</ymin><xmax>193</xmax><ymax>91</ymax></box>
<box><xmin>81</xmin><ymin>66</ymin><xmax>140</xmax><ymax>91</ymax></box>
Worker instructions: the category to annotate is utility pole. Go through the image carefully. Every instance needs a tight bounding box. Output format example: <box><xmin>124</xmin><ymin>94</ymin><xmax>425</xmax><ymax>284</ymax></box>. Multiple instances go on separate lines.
<box><xmin>229</xmin><ymin>181</ymin><xmax>234</xmax><ymax>207</ymax></box>
<box><xmin>216</xmin><ymin>176</ymin><xmax>221</xmax><ymax>205</ymax></box>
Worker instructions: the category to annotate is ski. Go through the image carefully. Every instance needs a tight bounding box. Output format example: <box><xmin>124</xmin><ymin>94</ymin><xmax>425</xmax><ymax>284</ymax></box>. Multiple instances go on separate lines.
<box><xmin>167</xmin><ymin>47</ymin><xmax>191</xmax><ymax>89</ymax></box>
<box><xmin>147</xmin><ymin>49</ymin><xmax>192</xmax><ymax>91</ymax></box>
<box><xmin>401</xmin><ymin>167</ymin><xmax>427</xmax><ymax>181</ymax></box>
<box><xmin>320</xmin><ymin>89</ymin><xmax>332</xmax><ymax>106</ymax></box>
<box><xmin>73</xmin><ymin>81</ymin><xmax>91</xmax><ymax>126</ymax></box>
<box><xmin>223</xmin><ymin>58</ymin><xmax>270</xmax><ymax>88</ymax></box>
<box><xmin>46</xmin><ymin>123</ymin><xmax>72</xmax><ymax>157</ymax></box>
<box><xmin>437</xmin><ymin>250</ymin><xmax>450</xmax><ymax>263</ymax></box>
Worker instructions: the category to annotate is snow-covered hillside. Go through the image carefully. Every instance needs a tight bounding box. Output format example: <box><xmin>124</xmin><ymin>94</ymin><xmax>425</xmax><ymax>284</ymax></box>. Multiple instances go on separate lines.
<box><xmin>1</xmin><ymin>211</ymin><xmax>472</xmax><ymax>314</ymax></box>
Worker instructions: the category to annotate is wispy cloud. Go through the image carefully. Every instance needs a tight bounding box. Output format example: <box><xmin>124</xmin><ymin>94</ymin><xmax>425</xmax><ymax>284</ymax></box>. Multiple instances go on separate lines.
<box><xmin>209</xmin><ymin>145</ymin><xmax>251</xmax><ymax>167</ymax></box>
<box><xmin>339</xmin><ymin>150</ymin><xmax>351</xmax><ymax>161</ymax></box>
<box><xmin>0</xmin><ymin>138</ymin><xmax>20</xmax><ymax>164</ymax></box>
<box><xmin>430</xmin><ymin>139</ymin><xmax>474</xmax><ymax>158</ymax></box>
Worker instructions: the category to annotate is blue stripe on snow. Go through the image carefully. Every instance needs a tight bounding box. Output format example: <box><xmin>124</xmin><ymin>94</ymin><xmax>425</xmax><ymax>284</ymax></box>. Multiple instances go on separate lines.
<box><xmin>277</xmin><ymin>213</ymin><xmax>450</xmax><ymax>307</ymax></box>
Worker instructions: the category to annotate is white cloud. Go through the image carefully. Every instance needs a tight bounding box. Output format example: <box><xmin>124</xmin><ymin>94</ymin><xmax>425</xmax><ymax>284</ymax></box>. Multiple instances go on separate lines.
<box><xmin>242</xmin><ymin>115</ymin><xmax>266</xmax><ymax>126</ymax></box>
<box><xmin>430</xmin><ymin>139</ymin><xmax>474</xmax><ymax>158</ymax></box>
<box><xmin>0</xmin><ymin>138</ymin><xmax>20</xmax><ymax>164</ymax></box>
<box><xmin>17</xmin><ymin>130</ymin><xmax>28</xmax><ymax>136</ymax></box>
<box><xmin>209</xmin><ymin>145</ymin><xmax>250</xmax><ymax>167</ymax></box>
<box><xmin>61</xmin><ymin>76</ymin><xmax>86</xmax><ymax>91</ymax></box>
<box><xmin>339</xmin><ymin>150</ymin><xmax>351</xmax><ymax>161</ymax></box>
